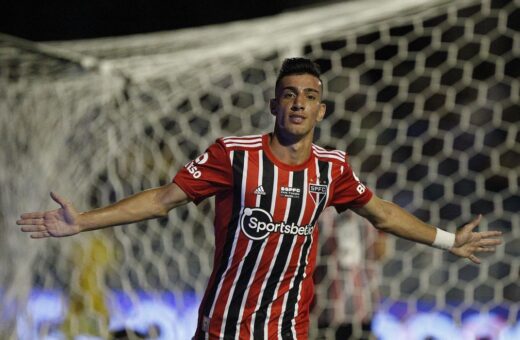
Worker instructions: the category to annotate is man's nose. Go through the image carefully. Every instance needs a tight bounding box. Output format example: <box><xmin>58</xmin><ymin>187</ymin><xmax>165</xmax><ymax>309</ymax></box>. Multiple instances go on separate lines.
<box><xmin>291</xmin><ymin>95</ymin><xmax>304</xmax><ymax>111</ymax></box>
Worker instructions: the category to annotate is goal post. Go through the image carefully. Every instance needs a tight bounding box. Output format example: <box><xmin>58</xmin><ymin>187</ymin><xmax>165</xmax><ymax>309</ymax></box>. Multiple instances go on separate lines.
<box><xmin>1</xmin><ymin>0</ymin><xmax>518</xmax><ymax>338</ymax></box>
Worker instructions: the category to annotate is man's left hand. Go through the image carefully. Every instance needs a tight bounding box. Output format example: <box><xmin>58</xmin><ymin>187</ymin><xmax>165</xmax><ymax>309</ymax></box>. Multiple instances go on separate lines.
<box><xmin>450</xmin><ymin>214</ymin><xmax>503</xmax><ymax>264</ymax></box>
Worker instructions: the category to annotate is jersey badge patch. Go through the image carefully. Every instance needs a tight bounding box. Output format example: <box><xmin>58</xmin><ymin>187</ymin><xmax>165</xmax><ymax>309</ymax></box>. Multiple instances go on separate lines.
<box><xmin>280</xmin><ymin>186</ymin><xmax>301</xmax><ymax>199</ymax></box>
<box><xmin>309</xmin><ymin>184</ymin><xmax>327</xmax><ymax>205</ymax></box>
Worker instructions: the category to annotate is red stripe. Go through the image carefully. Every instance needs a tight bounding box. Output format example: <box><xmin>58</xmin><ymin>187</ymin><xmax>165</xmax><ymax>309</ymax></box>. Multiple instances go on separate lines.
<box><xmin>238</xmin><ymin>232</ymin><xmax>282</xmax><ymax>339</ymax></box>
<box><xmin>209</xmin><ymin>151</ymin><xmax>260</xmax><ymax>337</ymax></box>
<box><xmin>244</xmin><ymin>151</ymin><xmax>261</xmax><ymax>209</ymax></box>
<box><xmin>268</xmin><ymin>236</ymin><xmax>304</xmax><ymax>337</ymax></box>
<box><xmin>217</xmin><ymin>149</ymin><xmax>265</xmax><ymax>339</ymax></box>
<box><xmin>254</xmin><ymin>168</ymin><xmax>290</xmax><ymax>337</ymax></box>
<box><xmin>209</xmin><ymin>234</ymin><xmax>250</xmax><ymax>336</ymax></box>
<box><xmin>238</xmin><ymin>166</ymin><xmax>287</xmax><ymax>339</ymax></box>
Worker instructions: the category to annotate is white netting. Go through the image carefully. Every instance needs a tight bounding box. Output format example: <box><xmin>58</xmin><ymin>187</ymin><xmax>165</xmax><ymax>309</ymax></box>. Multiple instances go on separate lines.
<box><xmin>1</xmin><ymin>0</ymin><xmax>518</xmax><ymax>338</ymax></box>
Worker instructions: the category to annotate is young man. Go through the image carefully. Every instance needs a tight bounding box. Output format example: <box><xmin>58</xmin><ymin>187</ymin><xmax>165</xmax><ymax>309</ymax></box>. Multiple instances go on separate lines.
<box><xmin>18</xmin><ymin>58</ymin><xmax>502</xmax><ymax>339</ymax></box>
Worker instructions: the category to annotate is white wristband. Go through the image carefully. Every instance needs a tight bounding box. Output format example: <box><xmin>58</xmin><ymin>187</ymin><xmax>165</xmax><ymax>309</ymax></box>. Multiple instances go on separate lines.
<box><xmin>432</xmin><ymin>228</ymin><xmax>456</xmax><ymax>250</ymax></box>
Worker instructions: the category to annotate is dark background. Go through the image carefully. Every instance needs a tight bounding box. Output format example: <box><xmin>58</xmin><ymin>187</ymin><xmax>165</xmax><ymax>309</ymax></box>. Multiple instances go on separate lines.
<box><xmin>2</xmin><ymin>0</ymin><xmax>340</xmax><ymax>41</ymax></box>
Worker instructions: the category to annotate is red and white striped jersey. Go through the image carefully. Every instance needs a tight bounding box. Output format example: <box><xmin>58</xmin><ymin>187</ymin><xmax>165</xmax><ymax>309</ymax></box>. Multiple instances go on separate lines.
<box><xmin>173</xmin><ymin>133</ymin><xmax>373</xmax><ymax>340</ymax></box>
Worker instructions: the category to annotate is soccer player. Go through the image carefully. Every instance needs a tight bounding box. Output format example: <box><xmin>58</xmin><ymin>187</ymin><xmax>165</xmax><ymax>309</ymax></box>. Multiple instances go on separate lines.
<box><xmin>17</xmin><ymin>58</ymin><xmax>502</xmax><ymax>339</ymax></box>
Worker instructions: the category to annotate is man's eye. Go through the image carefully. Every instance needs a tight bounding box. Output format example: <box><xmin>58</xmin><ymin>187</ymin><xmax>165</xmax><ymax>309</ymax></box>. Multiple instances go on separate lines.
<box><xmin>307</xmin><ymin>95</ymin><xmax>316</xmax><ymax>100</ymax></box>
<box><xmin>283</xmin><ymin>93</ymin><xmax>295</xmax><ymax>98</ymax></box>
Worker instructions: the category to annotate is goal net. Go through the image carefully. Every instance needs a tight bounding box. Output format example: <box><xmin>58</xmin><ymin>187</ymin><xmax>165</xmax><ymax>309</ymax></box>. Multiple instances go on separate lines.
<box><xmin>1</xmin><ymin>0</ymin><xmax>518</xmax><ymax>338</ymax></box>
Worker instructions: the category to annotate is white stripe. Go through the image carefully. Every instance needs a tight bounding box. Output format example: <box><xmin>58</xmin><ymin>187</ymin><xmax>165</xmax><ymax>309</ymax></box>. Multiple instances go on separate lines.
<box><xmin>313</xmin><ymin>149</ymin><xmax>345</xmax><ymax>162</ymax></box>
<box><xmin>308</xmin><ymin>158</ymin><xmax>322</xmax><ymax>223</ymax></box>
<box><xmin>266</xmin><ymin>172</ymin><xmax>298</xmax><ymax>338</ymax></box>
<box><xmin>326</xmin><ymin>161</ymin><xmax>332</xmax><ymax>206</ymax></box>
<box><xmin>222</xmin><ymin>135</ymin><xmax>262</xmax><ymax>143</ymax></box>
<box><xmin>313</xmin><ymin>150</ymin><xmax>345</xmax><ymax>161</ymax></box>
<box><xmin>283</xmin><ymin>172</ymin><xmax>294</xmax><ymax>221</ymax></box>
<box><xmin>298</xmin><ymin>170</ymin><xmax>308</xmax><ymax>232</ymax></box>
<box><xmin>224</xmin><ymin>142</ymin><xmax>263</xmax><ymax>148</ymax></box>
<box><xmin>290</xmin><ymin>166</ymin><xmax>330</xmax><ymax>336</ymax></box>
<box><xmin>312</xmin><ymin>148</ymin><xmax>345</xmax><ymax>159</ymax></box>
<box><xmin>270</xmin><ymin>166</ymin><xmax>279</xmax><ymax>215</ymax></box>
<box><xmin>235</xmin><ymin>240</ymin><xmax>268</xmax><ymax>337</ymax></box>
<box><xmin>207</xmin><ymin>212</ymin><xmax>242</xmax><ymax>335</ymax></box>
<box><xmin>265</xmin><ymin>236</ymin><xmax>297</xmax><ymax>338</ymax></box>
<box><xmin>223</xmin><ymin>137</ymin><xmax>262</xmax><ymax>144</ymax></box>
<box><xmin>256</xmin><ymin>151</ymin><xmax>263</xmax><ymax>207</ymax></box>
<box><xmin>279</xmin><ymin>169</ymin><xmax>308</xmax><ymax>339</ymax></box>
<box><xmin>290</xmin><ymin>234</ymin><xmax>314</xmax><ymax>337</ymax></box>
<box><xmin>312</xmin><ymin>145</ymin><xmax>346</xmax><ymax>158</ymax></box>
<box><xmin>208</xmin><ymin>150</ymin><xmax>236</xmax><ymax>340</ymax></box>
<box><xmin>219</xmin><ymin>150</ymin><xmax>250</xmax><ymax>339</ymax></box>
<box><xmin>222</xmin><ymin>134</ymin><xmax>262</xmax><ymax>140</ymax></box>
<box><xmin>219</xmin><ymin>241</ymin><xmax>253</xmax><ymax>338</ymax></box>
<box><xmin>286</xmin><ymin>162</ymin><xmax>331</xmax><ymax>336</ymax></box>
<box><xmin>235</xmin><ymin>240</ymin><xmax>268</xmax><ymax>336</ymax></box>
<box><xmin>250</xmin><ymin>230</ymin><xmax>285</xmax><ymax>337</ymax></box>
<box><xmin>208</xmin><ymin>150</ymin><xmax>234</xmax><ymax>320</ymax></box>
<box><xmin>233</xmin><ymin>151</ymin><xmax>265</xmax><ymax>336</ymax></box>
<box><xmin>250</xmin><ymin>164</ymin><xmax>279</xmax><ymax>335</ymax></box>
<box><xmin>207</xmin><ymin>151</ymin><xmax>245</xmax><ymax>336</ymax></box>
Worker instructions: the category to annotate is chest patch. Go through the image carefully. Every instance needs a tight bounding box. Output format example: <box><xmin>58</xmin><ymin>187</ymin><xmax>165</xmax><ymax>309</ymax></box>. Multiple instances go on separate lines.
<box><xmin>280</xmin><ymin>186</ymin><xmax>301</xmax><ymax>199</ymax></box>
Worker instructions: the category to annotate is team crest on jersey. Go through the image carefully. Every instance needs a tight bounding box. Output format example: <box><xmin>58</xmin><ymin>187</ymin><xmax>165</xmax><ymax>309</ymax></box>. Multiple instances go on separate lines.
<box><xmin>309</xmin><ymin>184</ymin><xmax>327</xmax><ymax>205</ymax></box>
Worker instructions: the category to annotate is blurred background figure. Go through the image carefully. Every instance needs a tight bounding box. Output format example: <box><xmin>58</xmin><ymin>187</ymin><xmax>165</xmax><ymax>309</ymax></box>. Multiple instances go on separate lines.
<box><xmin>314</xmin><ymin>207</ymin><xmax>386</xmax><ymax>339</ymax></box>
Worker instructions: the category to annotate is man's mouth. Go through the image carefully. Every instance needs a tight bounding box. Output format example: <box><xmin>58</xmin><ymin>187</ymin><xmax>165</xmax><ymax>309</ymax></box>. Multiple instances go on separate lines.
<box><xmin>289</xmin><ymin>114</ymin><xmax>305</xmax><ymax>124</ymax></box>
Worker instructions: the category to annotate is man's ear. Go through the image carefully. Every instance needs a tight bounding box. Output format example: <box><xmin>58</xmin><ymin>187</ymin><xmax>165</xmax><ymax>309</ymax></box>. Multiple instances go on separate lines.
<box><xmin>317</xmin><ymin>102</ymin><xmax>326</xmax><ymax>122</ymax></box>
<box><xmin>269</xmin><ymin>98</ymin><xmax>277</xmax><ymax>116</ymax></box>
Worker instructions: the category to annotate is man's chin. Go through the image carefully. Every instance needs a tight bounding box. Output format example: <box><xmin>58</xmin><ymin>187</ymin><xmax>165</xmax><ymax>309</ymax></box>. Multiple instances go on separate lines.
<box><xmin>275</xmin><ymin>127</ymin><xmax>313</xmax><ymax>143</ymax></box>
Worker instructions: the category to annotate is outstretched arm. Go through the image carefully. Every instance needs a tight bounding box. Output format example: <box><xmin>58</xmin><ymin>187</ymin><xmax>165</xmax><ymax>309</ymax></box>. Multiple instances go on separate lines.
<box><xmin>17</xmin><ymin>182</ymin><xmax>190</xmax><ymax>238</ymax></box>
<box><xmin>352</xmin><ymin>195</ymin><xmax>502</xmax><ymax>264</ymax></box>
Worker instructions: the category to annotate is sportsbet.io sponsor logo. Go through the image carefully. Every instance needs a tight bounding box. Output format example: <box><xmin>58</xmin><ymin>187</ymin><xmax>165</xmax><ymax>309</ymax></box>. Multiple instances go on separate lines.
<box><xmin>240</xmin><ymin>207</ymin><xmax>314</xmax><ymax>240</ymax></box>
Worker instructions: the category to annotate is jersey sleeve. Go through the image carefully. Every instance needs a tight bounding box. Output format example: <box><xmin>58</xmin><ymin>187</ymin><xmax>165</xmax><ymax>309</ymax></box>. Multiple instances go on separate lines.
<box><xmin>330</xmin><ymin>163</ymin><xmax>373</xmax><ymax>213</ymax></box>
<box><xmin>173</xmin><ymin>140</ymin><xmax>232</xmax><ymax>204</ymax></box>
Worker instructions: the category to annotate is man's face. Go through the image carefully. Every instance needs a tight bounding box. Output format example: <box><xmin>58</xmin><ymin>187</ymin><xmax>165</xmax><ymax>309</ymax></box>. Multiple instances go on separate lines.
<box><xmin>271</xmin><ymin>74</ymin><xmax>326</xmax><ymax>140</ymax></box>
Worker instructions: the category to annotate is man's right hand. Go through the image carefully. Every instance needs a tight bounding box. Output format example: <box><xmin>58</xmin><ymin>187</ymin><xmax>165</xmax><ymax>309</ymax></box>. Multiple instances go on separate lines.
<box><xmin>17</xmin><ymin>192</ymin><xmax>82</xmax><ymax>238</ymax></box>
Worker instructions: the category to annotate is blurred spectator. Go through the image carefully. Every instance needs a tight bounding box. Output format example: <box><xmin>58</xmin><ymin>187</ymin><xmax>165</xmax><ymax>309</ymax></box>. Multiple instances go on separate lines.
<box><xmin>314</xmin><ymin>207</ymin><xmax>386</xmax><ymax>339</ymax></box>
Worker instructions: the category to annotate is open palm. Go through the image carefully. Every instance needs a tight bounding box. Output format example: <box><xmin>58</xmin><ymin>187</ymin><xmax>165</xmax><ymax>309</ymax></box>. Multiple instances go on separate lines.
<box><xmin>17</xmin><ymin>192</ymin><xmax>81</xmax><ymax>238</ymax></box>
<box><xmin>450</xmin><ymin>215</ymin><xmax>502</xmax><ymax>264</ymax></box>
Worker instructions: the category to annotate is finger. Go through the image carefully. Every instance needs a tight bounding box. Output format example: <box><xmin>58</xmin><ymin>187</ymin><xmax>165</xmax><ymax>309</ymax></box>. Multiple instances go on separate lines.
<box><xmin>469</xmin><ymin>254</ymin><xmax>481</xmax><ymax>264</ymax></box>
<box><xmin>17</xmin><ymin>218</ymin><xmax>44</xmax><ymax>225</ymax></box>
<box><xmin>477</xmin><ymin>246</ymin><xmax>496</xmax><ymax>252</ymax></box>
<box><xmin>465</xmin><ymin>214</ymin><xmax>482</xmax><ymax>232</ymax></box>
<box><xmin>21</xmin><ymin>225</ymin><xmax>47</xmax><ymax>232</ymax></box>
<box><xmin>479</xmin><ymin>231</ymin><xmax>502</xmax><ymax>238</ymax></box>
<box><xmin>30</xmin><ymin>232</ymin><xmax>51</xmax><ymax>239</ymax></box>
<box><xmin>479</xmin><ymin>238</ymin><xmax>502</xmax><ymax>246</ymax></box>
<box><xmin>20</xmin><ymin>212</ymin><xmax>45</xmax><ymax>219</ymax></box>
<box><xmin>50</xmin><ymin>192</ymin><xmax>68</xmax><ymax>209</ymax></box>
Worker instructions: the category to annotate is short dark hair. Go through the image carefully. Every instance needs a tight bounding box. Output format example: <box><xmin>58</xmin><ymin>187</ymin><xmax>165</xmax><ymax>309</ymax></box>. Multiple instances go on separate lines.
<box><xmin>275</xmin><ymin>58</ymin><xmax>322</xmax><ymax>90</ymax></box>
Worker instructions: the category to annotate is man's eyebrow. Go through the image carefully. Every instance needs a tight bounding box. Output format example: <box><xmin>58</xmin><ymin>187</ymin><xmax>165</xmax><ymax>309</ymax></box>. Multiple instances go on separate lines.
<box><xmin>281</xmin><ymin>86</ymin><xmax>320</xmax><ymax>94</ymax></box>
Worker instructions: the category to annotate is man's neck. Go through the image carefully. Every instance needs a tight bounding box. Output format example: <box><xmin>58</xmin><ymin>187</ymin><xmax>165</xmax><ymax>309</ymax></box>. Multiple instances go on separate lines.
<box><xmin>268</xmin><ymin>130</ymin><xmax>313</xmax><ymax>166</ymax></box>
